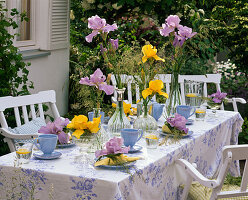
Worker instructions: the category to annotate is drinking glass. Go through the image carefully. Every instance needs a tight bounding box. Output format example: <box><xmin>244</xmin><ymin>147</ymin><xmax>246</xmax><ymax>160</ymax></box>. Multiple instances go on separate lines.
<box><xmin>15</xmin><ymin>142</ymin><xmax>33</xmax><ymax>164</ymax></box>
<box><xmin>207</xmin><ymin>101</ymin><xmax>222</xmax><ymax>117</ymax></box>
<box><xmin>184</xmin><ymin>80</ymin><xmax>204</xmax><ymax>108</ymax></box>
<box><xmin>145</xmin><ymin>131</ymin><xmax>159</xmax><ymax>149</ymax></box>
<box><xmin>195</xmin><ymin>106</ymin><xmax>207</xmax><ymax>121</ymax></box>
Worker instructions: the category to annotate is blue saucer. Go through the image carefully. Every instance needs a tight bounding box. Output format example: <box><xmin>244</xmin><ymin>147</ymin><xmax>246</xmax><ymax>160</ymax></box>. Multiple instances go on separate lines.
<box><xmin>33</xmin><ymin>151</ymin><xmax>62</xmax><ymax>160</ymax></box>
<box><xmin>160</xmin><ymin>130</ymin><xmax>193</xmax><ymax>138</ymax></box>
<box><xmin>186</xmin><ymin>119</ymin><xmax>194</xmax><ymax>125</ymax></box>
<box><xmin>128</xmin><ymin>145</ymin><xmax>143</xmax><ymax>153</ymax></box>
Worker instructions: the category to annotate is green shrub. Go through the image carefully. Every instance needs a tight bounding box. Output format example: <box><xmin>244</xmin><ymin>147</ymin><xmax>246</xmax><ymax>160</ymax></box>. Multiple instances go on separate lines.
<box><xmin>238</xmin><ymin>117</ymin><xmax>248</xmax><ymax>145</ymax></box>
<box><xmin>0</xmin><ymin>5</ymin><xmax>33</xmax><ymax>155</ymax></box>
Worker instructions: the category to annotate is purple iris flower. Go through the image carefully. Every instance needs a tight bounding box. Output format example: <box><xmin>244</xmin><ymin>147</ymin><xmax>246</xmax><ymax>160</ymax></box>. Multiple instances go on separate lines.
<box><xmin>109</xmin><ymin>38</ymin><xmax>119</xmax><ymax>50</ymax></box>
<box><xmin>167</xmin><ymin>113</ymin><xmax>189</xmax><ymax>134</ymax></box>
<box><xmin>79</xmin><ymin>68</ymin><xmax>114</xmax><ymax>95</ymax></box>
<box><xmin>160</xmin><ymin>15</ymin><xmax>181</xmax><ymax>37</ymax></box>
<box><xmin>173</xmin><ymin>26</ymin><xmax>197</xmax><ymax>47</ymax></box>
<box><xmin>210</xmin><ymin>90</ymin><xmax>227</xmax><ymax>103</ymax></box>
<box><xmin>85</xmin><ymin>15</ymin><xmax>118</xmax><ymax>43</ymax></box>
<box><xmin>100</xmin><ymin>44</ymin><xmax>107</xmax><ymax>54</ymax></box>
<box><xmin>38</xmin><ymin>118</ymin><xmax>70</xmax><ymax>144</ymax></box>
<box><xmin>95</xmin><ymin>137</ymin><xmax>130</xmax><ymax>158</ymax></box>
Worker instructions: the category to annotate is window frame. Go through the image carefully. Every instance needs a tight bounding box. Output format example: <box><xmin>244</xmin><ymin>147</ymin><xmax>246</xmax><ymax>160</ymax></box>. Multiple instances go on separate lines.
<box><xmin>8</xmin><ymin>0</ymin><xmax>37</xmax><ymax>50</ymax></box>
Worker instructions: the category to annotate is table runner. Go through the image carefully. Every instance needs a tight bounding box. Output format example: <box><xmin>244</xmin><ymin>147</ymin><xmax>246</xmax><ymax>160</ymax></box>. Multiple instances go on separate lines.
<box><xmin>0</xmin><ymin>110</ymin><xmax>243</xmax><ymax>200</ymax></box>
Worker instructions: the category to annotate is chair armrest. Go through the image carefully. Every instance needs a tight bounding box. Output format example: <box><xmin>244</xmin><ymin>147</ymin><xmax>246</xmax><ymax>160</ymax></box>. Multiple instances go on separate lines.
<box><xmin>0</xmin><ymin>128</ymin><xmax>39</xmax><ymax>140</ymax></box>
<box><xmin>175</xmin><ymin>159</ymin><xmax>219</xmax><ymax>188</ymax></box>
<box><xmin>227</xmin><ymin>98</ymin><xmax>246</xmax><ymax>104</ymax></box>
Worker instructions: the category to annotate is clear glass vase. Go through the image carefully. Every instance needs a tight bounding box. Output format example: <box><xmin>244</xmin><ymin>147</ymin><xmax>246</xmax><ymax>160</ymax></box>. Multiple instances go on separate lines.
<box><xmin>133</xmin><ymin>102</ymin><xmax>157</xmax><ymax>133</ymax></box>
<box><xmin>207</xmin><ymin>101</ymin><xmax>222</xmax><ymax>117</ymax></box>
<box><xmin>108</xmin><ymin>88</ymin><xmax>131</xmax><ymax>137</ymax></box>
<box><xmin>92</xmin><ymin>108</ymin><xmax>109</xmax><ymax>149</ymax></box>
<box><xmin>73</xmin><ymin>135</ymin><xmax>96</xmax><ymax>164</ymax></box>
<box><xmin>165</xmin><ymin>73</ymin><xmax>182</xmax><ymax>117</ymax></box>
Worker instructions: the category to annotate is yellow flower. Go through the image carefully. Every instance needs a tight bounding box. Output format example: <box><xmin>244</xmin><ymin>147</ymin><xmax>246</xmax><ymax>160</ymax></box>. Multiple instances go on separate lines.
<box><xmin>87</xmin><ymin>117</ymin><xmax>101</xmax><ymax>133</ymax></box>
<box><xmin>67</xmin><ymin>115</ymin><xmax>88</xmax><ymax>130</ymax></box>
<box><xmin>112</xmin><ymin>102</ymin><xmax>133</xmax><ymax>116</ymax></box>
<box><xmin>142</xmin><ymin>45</ymin><xmax>165</xmax><ymax>63</ymax></box>
<box><xmin>142</xmin><ymin>80</ymin><xmax>169</xmax><ymax>99</ymax></box>
<box><xmin>72</xmin><ymin>129</ymin><xmax>85</xmax><ymax>139</ymax></box>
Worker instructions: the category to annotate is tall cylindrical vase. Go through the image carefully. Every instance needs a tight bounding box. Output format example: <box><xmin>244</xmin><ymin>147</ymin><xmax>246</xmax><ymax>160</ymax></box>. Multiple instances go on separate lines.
<box><xmin>108</xmin><ymin>88</ymin><xmax>131</xmax><ymax>137</ymax></box>
<box><xmin>165</xmin><ymin>73</ymin><xmax>182</xmax><ymax>117</ymax></box>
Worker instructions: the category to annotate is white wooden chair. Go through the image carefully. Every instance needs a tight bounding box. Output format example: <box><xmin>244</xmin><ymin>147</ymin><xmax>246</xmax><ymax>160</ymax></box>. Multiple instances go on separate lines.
<box><xmin>176</xmin><ymin>144</ymin><xmax>248</xmax><ymax>200</ymax></box>
<box><xmin>0</xmin><ymin>90</ymin><xmax>60</xmax><ymax>152</ymax></box>
<box><xmin>178</xmin><ymin>74</ymin><xmax>246</xmax><ymax>112</ymax></box>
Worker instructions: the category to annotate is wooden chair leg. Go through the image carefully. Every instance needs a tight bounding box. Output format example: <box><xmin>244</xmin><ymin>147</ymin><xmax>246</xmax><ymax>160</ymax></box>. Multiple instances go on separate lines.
<box><xmin>181</xmin><ymin>175</ymin><xmax>193</xmax><ymax>200</ymax></box>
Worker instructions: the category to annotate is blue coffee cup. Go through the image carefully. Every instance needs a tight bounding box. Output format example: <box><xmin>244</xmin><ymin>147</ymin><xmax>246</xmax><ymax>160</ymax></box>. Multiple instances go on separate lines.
<box><xmin>34</xmin><ymin>134</ymin><xmax>58</xmax><ymax>155</ymax></box>
<box><xmin>121</xmin><ymin>129</ymin><xmax>143</xmax><ymax>150</ymax></box>
<box><xmin>88</xmin><ymin>111</ymin><xmax>105</xmax><ymax>124</ymax></box>
<box><xmin>152</xmin><ymin>103</ymin><xmax>165</xmax><ymax>121</ymax></box>
<box><xmin>176</xmin><ymin>105</ymin><xmax>196</xmax><ymax>119</ymax></box>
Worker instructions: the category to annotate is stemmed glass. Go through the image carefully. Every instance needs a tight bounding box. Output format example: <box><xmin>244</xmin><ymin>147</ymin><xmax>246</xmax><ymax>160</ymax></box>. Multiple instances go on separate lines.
<box><xmin>207</xmin><ymin>101</ymin><xmax>222</xmax><ymax>116</ymax></box>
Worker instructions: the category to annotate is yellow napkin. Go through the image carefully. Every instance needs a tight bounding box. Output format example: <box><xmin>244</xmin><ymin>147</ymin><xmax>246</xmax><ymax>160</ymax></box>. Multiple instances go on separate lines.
<box><xmin>94</xmin><ymin>154</ymin><xmax>140</xmax><ymax>167</ymax></box>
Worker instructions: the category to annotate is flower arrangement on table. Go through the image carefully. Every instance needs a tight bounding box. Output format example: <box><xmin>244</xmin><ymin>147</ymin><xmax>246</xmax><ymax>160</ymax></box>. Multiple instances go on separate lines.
<box><xmin>66</xmin><ymin>115</ymin><xmax>101</xmax><ymax>139</ymax></box>
<box><xmin>94</xmin><ymin>137</ymin><xmax>140</xmax><ymax>167</ymax></box>
<box><xmin>112</xmin><ymin>101</ymin><xmax>136</xmax><ymax>117</ymax></box>
<box><xmin>38</xmin><ymin>118</ymin><xmax>70</xmax><ymax>144</ymax></box>
<box><xmin>159</xmin><ymin>15</ymin><xmax>197</xmax><ymax>116</ymax></box>
<box><xmin>161</xmin><ymin>113</ymin><xmax>189</xmax><ymax>144</ymax></box>
<box><xmin>207</xmin><ymin>90</ymin><xmax>227</xmax><ymax>113</ymax></box>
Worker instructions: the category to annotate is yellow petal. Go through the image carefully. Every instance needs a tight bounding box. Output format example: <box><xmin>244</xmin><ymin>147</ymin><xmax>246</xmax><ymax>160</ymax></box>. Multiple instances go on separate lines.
<box><xmin>142</xmin><ymin>88</ymin><xmax>153</xmax><ymax>99</ymax></box>
<box><xmin>66</xmin><ymin>122</ymin><xmax>74</xmax><ymax>129</ymax></box>
<box><xmin>149</xmin><ymin>80</ymin><xmax>164</xmax><ymax>92</ymax></box>
<box><xmin>158</xmin><ymin>91</ymin><xmax>169</xmax><ymax>98</ymax></box>
<box><xmin>142</xmin><ymin>55</ymin><xmax>148</xmax><ymax>63</ymax></box>
<box><xmin>153</xmin><ymin>54</ymin><xmax>165</xmax><ymax>62</ymax></box>
<box><xmin>72</xmin><ymin>129</ymin><xmax>84</xmax><ymax>139</ymax></box>
<box><xmin>87</xmin><ymin>117</ymin><xmax>101</xmax><ymax>133</ymax></box>
<box><xmin>112</xmin><ymin>103</ymin><xmax>117</xmax><ymax>108</ymax></box>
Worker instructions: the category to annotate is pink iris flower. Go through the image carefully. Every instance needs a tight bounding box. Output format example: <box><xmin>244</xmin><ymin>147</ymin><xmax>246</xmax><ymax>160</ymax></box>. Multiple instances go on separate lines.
<box><xmin>173</xmin><ymin>26</ymin><xmax>197</xmax><ymax>47</ymax></box>
<box><xmin>95</xmin><ymin>137</ymin><xmax>130</xmax><ymax>158</ymax></box>
<box><xmin>210</xmin><ymin>90</ymin><xmax>227</xmax><ymax>103</ymax></box>
<box><xmin>160</xmin><ymin>15</ymin><xmax>181</xmax><ymax>37</ymax></box>
<box><xmin>38</xmin><ymin>118</ymin><xmax>70</xmax><ymax>144</ymax></box>
<box><xmin>85</xmin><ymin>15</ymin><xmax>118</xmax><ymax>43</ymax></box>
<box><xmin>79</xmin><ymin>68</ymin><xmax>114</xmax><ymax>95</ymax></box>
<box><xmin>167</xmin><ymin>113</ymin><xmax>189</xmax><ymax>134</ymax></box>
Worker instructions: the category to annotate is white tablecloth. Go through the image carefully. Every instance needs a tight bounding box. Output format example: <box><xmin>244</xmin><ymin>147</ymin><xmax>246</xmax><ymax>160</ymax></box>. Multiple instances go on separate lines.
<box><xmin>0</xmin><ymin>110</ymin><xmax>243</xmax><ymax>200</ymax></box>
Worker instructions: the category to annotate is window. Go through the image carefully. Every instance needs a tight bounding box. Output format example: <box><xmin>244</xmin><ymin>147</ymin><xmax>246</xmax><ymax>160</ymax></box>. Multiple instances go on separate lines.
<box><xmin>5</xmin><ymin>0</ymin><xmax>69</xmax><ymax>51</ymax></box>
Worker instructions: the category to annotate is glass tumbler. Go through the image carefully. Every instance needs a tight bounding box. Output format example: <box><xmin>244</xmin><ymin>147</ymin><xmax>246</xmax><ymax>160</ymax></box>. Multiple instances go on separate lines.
<box><xmin>15</xmin><ymin>142</ymin><xmax>33</xmax><ymax>164</ymax></box>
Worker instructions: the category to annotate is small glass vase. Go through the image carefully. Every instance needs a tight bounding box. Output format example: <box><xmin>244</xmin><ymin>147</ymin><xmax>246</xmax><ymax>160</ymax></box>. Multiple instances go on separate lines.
<box><xmin>92</xmin><ymin>108</ymin><xmax>109</xmax><ymax>149</ymax></box>
<box><xmin>73</xmin><ymin>135</ymin><xmax>96</xmax><ymax>164</ymax></box>
<box><xmin>165</xmin><ymin>73</ymin><xmax>182</xmax><ymax>117</ymax></box>
<box><xmin>207</xmin><ymin>101</ymin><xmax>222</xmax><ymax>117</ymax></box>
<box><xmin>108</xmin><ymin>88</ymin><xmax>131</xmax><ymax>137</ymax></box>
<box><xmin>133</xmin><ymin>102</ymin><xmax>157</xmax><ymax>133</ymax></box>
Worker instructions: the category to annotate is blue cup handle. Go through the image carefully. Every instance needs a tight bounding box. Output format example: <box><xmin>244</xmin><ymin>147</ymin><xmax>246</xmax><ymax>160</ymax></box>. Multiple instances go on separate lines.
<box><xmin>189</xmin><ymin>107</ymin><xmax>196</xmax><ymax>117</ymax></box>
<box><xmin>34</xmin><ymin>138</ymin><xmax>41</xmax><ymax>150</ymax></box>
<box><xmin>136</xmin><ymin>129</ymin><xmax>143</xmax><ymax>142</ymax></box>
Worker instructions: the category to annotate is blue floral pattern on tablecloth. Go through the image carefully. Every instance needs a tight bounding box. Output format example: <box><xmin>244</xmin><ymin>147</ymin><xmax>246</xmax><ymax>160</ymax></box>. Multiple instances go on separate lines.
<box><xmin>0</xmin><ymin>110</ymin><xmax>243</xmax><ymax>200</ymax></box>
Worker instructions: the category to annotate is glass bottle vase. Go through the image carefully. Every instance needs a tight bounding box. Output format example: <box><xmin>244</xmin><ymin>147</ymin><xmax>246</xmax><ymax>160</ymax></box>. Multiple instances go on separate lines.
<box><xmin>165</xmin><ymin>73</ymin><xmax>182</xmax><ymax>117</ymax></box>
<box><xmin>92</xmin><ymin>108</ymin><xmax>109</xmax><ymax>149</ymax></box>
<box><xmin>133</xmin><ymin>102</ymin><xmax>157</xmax><ymax>132</ymax></box>
<box><xmin>108</xmin><ymin>88</ymin><xmax>131</xmax><ymax>137</ymax></box>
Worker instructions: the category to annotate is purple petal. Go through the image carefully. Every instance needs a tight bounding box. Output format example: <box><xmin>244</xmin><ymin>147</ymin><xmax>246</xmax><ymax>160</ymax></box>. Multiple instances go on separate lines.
<box><xmin>100</xmin><ymin>44</ymin><xmax>107</xmax><ymax>54</ymax></box>
<box><xmin>58</xmin><ymin>132</ymin><xmax>69</xmax><ymax>144</ymax></box>
<box><xmin>90</xmin><ymin>68</ymin><xmax>106</xmax><ymax>84</ymax></box>
<box><xmin>213</xmin><ymin>98</ymin><xmax>222</xmax><ymax>103</ymax></box>
<box><xmin>166</xmin><ymin>15</ymin><xmax>181</xmax><ymax>28</ymax></box>
<box><xmin>160</xmin><ymin>23</ymin><xmax>174</xmax><ymax>37</ymax></box>
<box><xmin>99</xmin><ymin>83</ymin><xmax>114</xmax><ymax>95</ymax></box>
<box><xmin>79</xmin><ymin>77</ymin><xmax>95</xmax><ymax>86</ymax></box>
<box><xmin>102</xmin><ymin>23</ymin><xmax>118</xmax><ymax>33</ymax></box>
<box><xmin>85</xmin><ymin>30</ymin><xmax>99</xmax><ymax>43</ymax></box>
<box><xmin>109</xmin><ymin>38</ymin><xmax>119</xmax><ymax>50</ymax></box>
<box><xmin>88</xmin><ymin>15</ymin><xmax>106</xmax><ymax>30</ymax></box>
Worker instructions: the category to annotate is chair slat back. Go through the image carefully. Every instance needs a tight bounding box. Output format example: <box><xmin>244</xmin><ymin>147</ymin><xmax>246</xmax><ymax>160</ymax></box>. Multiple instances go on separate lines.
<box><xmin>30</xmin><ymin>104</ymin><xmax>36</xmax><ymax>119</ymax></box>
<box><xmin>14</xmin><ymin>107</ymin><xmax>22</xmax><ymax>127</ymax></box>
<box><xmin>0</xmin><ymin>90</ymin><xmax>57</xmax><ymax>128</ymax></box>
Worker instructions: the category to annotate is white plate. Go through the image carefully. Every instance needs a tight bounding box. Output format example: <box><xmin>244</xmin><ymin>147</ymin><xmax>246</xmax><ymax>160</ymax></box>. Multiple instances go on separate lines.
<box><xmin>159</xmin><ymin>130</ymin><xmax>193</xmax><ymax>138</ymax></box>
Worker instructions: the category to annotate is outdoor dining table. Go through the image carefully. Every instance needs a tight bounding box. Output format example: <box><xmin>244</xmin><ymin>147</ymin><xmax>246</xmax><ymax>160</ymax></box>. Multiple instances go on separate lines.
<box><xmin>0</xmin><ymin>110</ymin><xmax>243</xmax><ymax>200</ymax></box>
